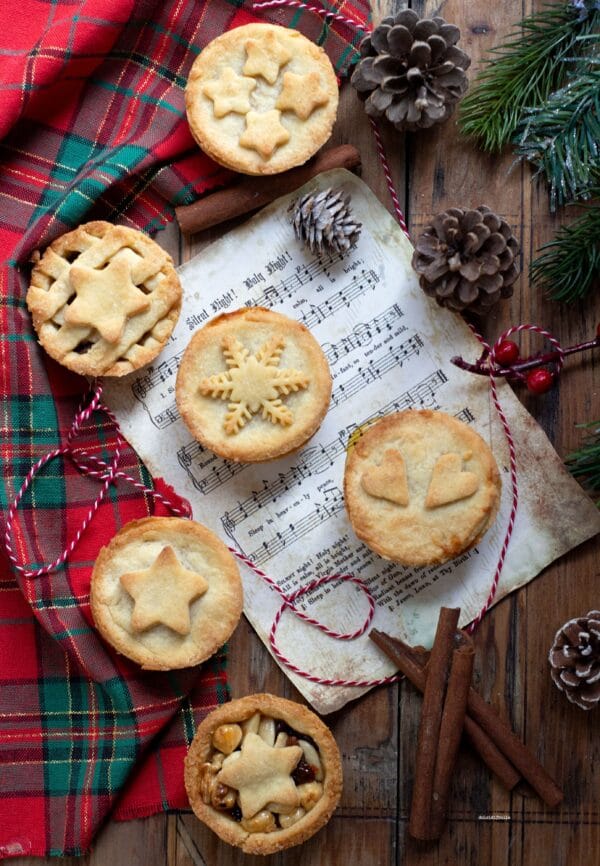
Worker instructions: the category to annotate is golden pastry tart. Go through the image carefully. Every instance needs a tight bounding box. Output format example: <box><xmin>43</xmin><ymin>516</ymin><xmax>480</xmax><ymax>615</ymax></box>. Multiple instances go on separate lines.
<box><xmin>26</xmin><ymin>221</ymin><xmax>182</xmax><ymax>377</ymax></box>
<box><xmin>184</xmin><ymin>693</ymin><xmax>343</xmax><ymax>854</ymax></box>
<box><xmin>185</xmin><ymin>23</ymin><xmax>338</xmax><ymax>175</ymax></box>
<box><xmin>344</xmin><ymin>410</ymin><xmax>501</xmax><ymax>566</ymax></box>
<box><xmin>90</xmin><ymin>517</ymin><xmax>242</xmax><ymax>670</ymax></box>
<box><xmin>175</xmin><ymin>307</ymin><xmax>332</xmax><ymax>463</ymax></box>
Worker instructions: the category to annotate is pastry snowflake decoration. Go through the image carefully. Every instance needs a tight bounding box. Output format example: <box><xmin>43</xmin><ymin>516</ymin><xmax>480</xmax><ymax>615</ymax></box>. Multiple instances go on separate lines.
<box><xmin>200</xmin><ymin>335</ymin><xmax>310</xmax><ymax>435</ymax></box>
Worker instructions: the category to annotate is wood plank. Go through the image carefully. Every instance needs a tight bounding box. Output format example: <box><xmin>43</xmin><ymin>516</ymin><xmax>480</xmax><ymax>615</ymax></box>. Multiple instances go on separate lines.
<box><xmin>175</xmin><ymin>813</ymin><xmax>394</xmax><ymax>866</ymax></box>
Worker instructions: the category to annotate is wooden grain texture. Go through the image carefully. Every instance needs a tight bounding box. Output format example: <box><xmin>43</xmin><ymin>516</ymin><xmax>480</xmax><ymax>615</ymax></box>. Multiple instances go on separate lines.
<box><xmin>12</xmin><ymin>0</ymin><xmax>600</xmax><ymax>864</ymax></box>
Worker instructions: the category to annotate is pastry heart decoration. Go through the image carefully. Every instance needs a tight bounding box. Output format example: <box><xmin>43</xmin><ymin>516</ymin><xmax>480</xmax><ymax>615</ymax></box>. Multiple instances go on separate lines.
<box><xmin>361</xmin><ymin>449</ymin><xmax>409</xmax><ymax>506</ymax></box>
<box><xmin>425</xmin><ymin>452</ymin><xmax>480</xmax><ymax>508</ymax></box>
<box><xmin>361</xmin><ymin>450</ymin><xmax>480</xmax><ymax>508</ymax></box>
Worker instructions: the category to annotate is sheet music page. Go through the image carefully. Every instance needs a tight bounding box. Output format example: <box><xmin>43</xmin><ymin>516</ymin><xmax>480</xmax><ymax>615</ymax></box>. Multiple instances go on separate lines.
<box><xmin>104</xmin><ymin>170</ymin><xmax>600</xmax><ymax>714</ymax></box>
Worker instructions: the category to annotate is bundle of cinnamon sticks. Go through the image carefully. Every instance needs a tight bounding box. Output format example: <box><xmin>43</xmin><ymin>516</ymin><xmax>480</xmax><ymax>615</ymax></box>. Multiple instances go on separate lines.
<box><xmin>371</xmin><ymin>608</ymin><xmax>563</xmax><ymax>841</ymax></box>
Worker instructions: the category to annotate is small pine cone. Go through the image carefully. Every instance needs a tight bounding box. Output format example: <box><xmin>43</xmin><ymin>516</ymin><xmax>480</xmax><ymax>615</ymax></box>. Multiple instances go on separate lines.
<box><xmin>549</xmin><ymin>611</ymin><xmax>600</xmax><ymax>710</ymax></box>
<box><xmin>412</xmin><ymin>206</ymin><xmax>520</xmax><ymax>315</ymax></box>
<box><xmin>350</xmin><ymin>9</ymin><xmax>470</xmax><ymax>132</ymax></box>
<box><xmin>291</xmin><ymin>188</ymin><xmax>362</xmax><ymax>257</ymax></box>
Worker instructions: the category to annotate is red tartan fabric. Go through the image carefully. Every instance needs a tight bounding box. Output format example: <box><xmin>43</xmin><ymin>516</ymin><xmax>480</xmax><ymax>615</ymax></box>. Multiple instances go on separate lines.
<box><xmin>0</xmin><ymin>0</ymin><xmax>369</xmax><ymax>858</ymax></box>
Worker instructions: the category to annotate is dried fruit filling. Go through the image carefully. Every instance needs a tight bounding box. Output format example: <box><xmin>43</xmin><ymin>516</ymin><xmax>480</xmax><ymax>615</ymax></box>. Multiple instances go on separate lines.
<box><xmin>198</xmin><ymin>712</ymin><xmax>325</xmax><ymax>833</ymax></box>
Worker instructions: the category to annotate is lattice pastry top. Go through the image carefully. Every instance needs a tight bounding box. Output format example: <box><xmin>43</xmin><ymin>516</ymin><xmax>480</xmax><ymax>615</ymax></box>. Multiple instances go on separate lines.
<box><xmin>176</xmin><ymin>307</ymin><xmax>332</xmax><ymax>463</ymax></box>
<box><xmin>90</xmin><ymin>517</ymin><xmax>243</xmax><ymax>669</ymax></box>
<box><xmin>185</xmin><ymin>23</ymin><xmax>339</xmax><ymax>175</ymax></box>
<box><xmin>184</xmin><ymin>693</ymin><xmax>342</xmax><ymax>855</ymax></box>
<box><xmin>344</xmin><ymin>410</ymin><xmax>501</xmax><ymax>566</ymax></box>
<box><xmin>26</xmin><ymin>221</ymin><xmax>182</xmax><ymax>377</ymax></box>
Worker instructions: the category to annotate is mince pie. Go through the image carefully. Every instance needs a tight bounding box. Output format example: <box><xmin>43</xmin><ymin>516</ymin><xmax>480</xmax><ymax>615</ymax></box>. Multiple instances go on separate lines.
<box><xmin>344</xmin><ymin>410</ymin><xmax>501</xmax><ymax>566</ymax></box>
<box><xmin>175</xmin><ymin>307</ymin><xmax>332</xmax><ymax>463</ymax></box>
<box><xmin>90</xmin><ymin>517</ymin><xmax>243</xmax><ymax>669</ymax></box>
<box><xmin>184</xmin><ymin>693</ymin><xmax>342</xmax><ymax>854</ymax></box>
<box><xmin>185</xmin><ymin>23</ymin><xmax>338</xmax><ymax>175</ymax></box>
<box><xmin>26</xmin><ymin>221</ymin><xmax>182</xmax><ymax>376</ymax></box>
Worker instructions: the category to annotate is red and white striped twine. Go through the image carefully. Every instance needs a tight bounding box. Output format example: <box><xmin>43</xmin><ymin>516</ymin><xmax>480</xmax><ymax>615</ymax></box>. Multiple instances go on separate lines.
<box><xmin>5</xmin><ymin>3</ymin><xmax>546</xmax><ymax>690</ymax></box>
<box><xmin>4</xmin><ymin>382</ymin><xmax>190</xmax><ymax>579</ymax></box>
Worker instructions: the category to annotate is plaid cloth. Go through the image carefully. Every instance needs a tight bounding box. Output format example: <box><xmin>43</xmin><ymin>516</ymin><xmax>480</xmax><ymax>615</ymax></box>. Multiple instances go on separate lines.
<box><xmin>0</xmin><ymin>0</ymin><xmax>369</xmax><ymax>858</ymax></box>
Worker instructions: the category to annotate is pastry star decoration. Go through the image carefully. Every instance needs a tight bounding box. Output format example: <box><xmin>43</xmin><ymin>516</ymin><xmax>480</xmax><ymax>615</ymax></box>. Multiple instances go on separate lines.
<box><xmin>120</xmin><ymin>545</ymin><xmax>208</xmax><ymax>635</ymax></box>
<box><xmin>200</xmin><ymin>334</ymin><xmax>309</xmax><ymax>435</ymax></box>
<box><xmin>243</xmin><ymin>32</ymin><xmax>292</xmax><ymax>84</ymax></box>
<box><xmin>217</xmin><ymin>732</ymin><xmax>303</xmax><ymax>819</ymax></box>
<box><xmin>65</xmin><ymin>257</ymin><xmax>150</xmax><ymax>343</ymax></box>
<box><xmin>276</xmin><ymin>71</ymin><xmax>329</xmax><ymax>120</ymax></box>
<box><xmin>239</xmin><ymin>110</ymin><xmax>290</xmax><ymax>159</ymax></box>
<box><xmin>202</xmin><ymin>68</ymin><xmax>256</xmax><ymax>117</ymax></box>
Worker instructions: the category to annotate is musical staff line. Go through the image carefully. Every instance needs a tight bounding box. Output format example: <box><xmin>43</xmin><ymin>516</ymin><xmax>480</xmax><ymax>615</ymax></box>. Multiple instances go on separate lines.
<box><xmin>300</xmin><ymin>270</ymin><xmax>379</xmax><ymax>330</ymax></box>
<box><xmin>248</xmin><ymin>251</ymin><xmax>345</xmax><ymax>308</ymax></box>
<box><xmin>331</xmin><ymin>334</ymin><xmax>423</xmax><ymax>408</ymax></box>
<box><xmin>177</xmin><ymin>440</ymin><xmax>246</xmax><ymax>494</ymax></box>
<box><xmin>221</xmin><ymin>368</ymin><xmax>449</xmax><ymax>531</ymax></box>
<box><xmin>321</xmin><ymin>304</ymin><xmax>404</xmax><ymax>365</ymax></box>
<box><xmin>131</xmin><ymin>353</ymin><xmax>182</xmax><ymax>401</ymax></box>
<box><xmin>245</xmin><ymin>489</ymin><xmax>345</xmax><ymax>566</ymax></box>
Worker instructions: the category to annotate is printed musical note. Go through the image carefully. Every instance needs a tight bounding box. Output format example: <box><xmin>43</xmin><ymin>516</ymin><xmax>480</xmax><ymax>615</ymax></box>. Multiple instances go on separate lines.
<box><xmin>331</xmin><ymin>334</ymin><xmax>424</xmax><ymax>408</ymax></box>
<box><xmin>300</xmin><ymin>270</ymin><xmax>380</xmax><ymax>330</ymax></box>
<box><xmin>456</xmin><ymin>406</ymin><xmax>475</xmax><ymax>424</ymax></box>
<box><xmin>221</xmin><ymin>368</ymin><xmax>449</xmax><ymax>532</ymax></box>
<box><xmin>176</xmin><ymin>440</ymin><xmax>246</xmax><ymax>494</ymax></box>
<box><xmin>132</xmin><ymin>353</ymin><xmax>182</xmax><ymax>401</ymax></box>
<box><xmin>245</xmin><ymin>488</ymin><xmax>345</xmax><ymax>565</ymax></box>
<box><xmin>321</xmin><ymin>304</ymin><xmax>404</xmax><ymax>365</ymax></box>
<box><xmin>248</xmin><ymin>251</ymin><xmax>345</xmax><ymax>308</ymax></box>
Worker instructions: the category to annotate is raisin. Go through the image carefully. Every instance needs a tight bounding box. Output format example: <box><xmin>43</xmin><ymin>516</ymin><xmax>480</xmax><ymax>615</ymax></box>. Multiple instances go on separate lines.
<box><xmin>292</xmin><ymin>757</ymin><xmax>316</xmax><ymax>785</ymax></box>
<box><xmin>230</xmin><ymin>805</ymin><xmax>242</xmax><ymax>822</ymax></box>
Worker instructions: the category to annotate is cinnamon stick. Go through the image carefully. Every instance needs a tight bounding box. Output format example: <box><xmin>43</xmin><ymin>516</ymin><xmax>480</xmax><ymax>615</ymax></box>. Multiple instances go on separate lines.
<box><xmin>409</xmin><ymin>607</ymin><xmax>460</xmax><ymax>840</ymax></box>
<box><xmin>430</xmin><ymin>635</ymin><xmax>475</xmax><ymax>837</ymax></box>
<box><xmin>370</xmin><ymin>629</ymin><xmax>563</xmax><ymax>807</ymax></box>
<box><xmin>466</xmin><ymin>688</ymin><xmax>563</xmax><ymax>808</ymax></box>
<box><xmin>370</xmin><ymin>629</ymin><xmax>521</xmax><ymax>791</ymax></box>
<box><xmin>175</xmin><ymin>144</ymin><xmax>361</xmax><ymax>234</ymax></box>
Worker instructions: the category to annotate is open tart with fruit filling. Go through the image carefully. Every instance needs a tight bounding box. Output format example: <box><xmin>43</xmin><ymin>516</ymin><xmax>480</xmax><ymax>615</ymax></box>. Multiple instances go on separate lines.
<box><xmin>184</xmin><ymin>693</ymin><xmax>342</xmax><ymax>854</ymax></box>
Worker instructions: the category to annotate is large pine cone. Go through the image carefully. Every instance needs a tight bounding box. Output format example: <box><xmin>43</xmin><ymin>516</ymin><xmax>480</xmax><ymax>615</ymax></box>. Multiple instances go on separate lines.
<box><xmin>412</xmin><ymin>206</ymin><xmax>520</xmax><ymax>315</ymax></box>
<box><xmin>350</xmin><ymin>9</ymin><xmax>470</xmax><ymax>131</ymax></box>
<box><xmin>549</xmin><ymin>611</ymin><xmax>600</xmax><ymax>710</ymax></box>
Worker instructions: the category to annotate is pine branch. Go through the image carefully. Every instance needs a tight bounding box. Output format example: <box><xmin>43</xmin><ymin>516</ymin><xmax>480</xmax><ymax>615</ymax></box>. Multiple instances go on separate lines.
<box><xmin>459</xmin><ymin>5</ymin><xmax>589</xmax><ymax>153</ymax></box>
<box><xmin>514</xmin><ymin>62</ymin><xmax>600</xmax><ymax>209</ymax></box>
<box><xmin>530</xmin><ymin>202</ymin><xmax>600</xmax><ymax>301</ymax></box>
<box><xmin>566</xmin><ymin>421</ymin><xmax>600</xmax><ymax>504</ymax></box>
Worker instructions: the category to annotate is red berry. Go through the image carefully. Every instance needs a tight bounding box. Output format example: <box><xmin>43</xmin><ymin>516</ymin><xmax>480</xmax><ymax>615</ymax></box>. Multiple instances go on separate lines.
<box><xmin>526</xmin><ymin>368</ymin><xmax>554</xmax><ymax>394</ymax></box>
<box><xmin>495</xmin><ymin>339</ymin><xmax>520</xmax><ymax>366</ymax></box>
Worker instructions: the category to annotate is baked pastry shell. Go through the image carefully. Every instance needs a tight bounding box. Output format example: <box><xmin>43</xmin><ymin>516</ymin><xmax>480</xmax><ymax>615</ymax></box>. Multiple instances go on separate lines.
<box><xmin>344</xmin><ymin>410</ymin><xmax>502</xmax><ymax>566</ymax></box>
<box><xmin>175</xmin><ymin>307</ymin><xmax>332</xmax><ymax>463</ymax></box>
<box><xmin>26</xmin><ymin>221</ymin><xmax>182</xmax><ymax>377</ymax></box>
<box><xmin>184</xmin><ymin>693</ymin><xmax>343</xmax><ymax>855</ymax></box>
<box><xmin>185</xmin><ymin>23</ymin><xmax>339</xmax><ymax>176</ymax></box>
<box><xmin>90</xmin><ymin>517</ymin><xmax>243</xmax><ymax>670</ymax></box>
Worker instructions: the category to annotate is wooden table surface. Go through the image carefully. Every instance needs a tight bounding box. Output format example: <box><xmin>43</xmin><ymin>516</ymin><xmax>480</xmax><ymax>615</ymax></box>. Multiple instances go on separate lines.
<box><xmin>14</xmin><ymin>1</ymin><xmax>599</xmax><ymax>864</ymax></box>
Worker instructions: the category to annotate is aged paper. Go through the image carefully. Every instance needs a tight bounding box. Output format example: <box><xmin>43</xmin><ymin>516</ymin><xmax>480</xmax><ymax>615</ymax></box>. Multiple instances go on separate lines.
<box><xmin>104</xmin><ymin>170</ymin><xmax>600</xmax><ymax>714</ymax></box>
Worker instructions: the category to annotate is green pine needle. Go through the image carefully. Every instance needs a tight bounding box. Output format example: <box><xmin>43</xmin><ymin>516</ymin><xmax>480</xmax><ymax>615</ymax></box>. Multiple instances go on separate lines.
<box><xmin>566</xmin><ymin>421</ymin><xmax>600</xmax><ymax>505</ymax></box>
<box><xmin>514</xmin><ymin>63</ymin><xmax>600</xmax><ymax>209</ymax></box>
<box><xmin>459</xmin><ymin>5</ymin><xmax>587</xmax><ymax>153</ymax></box>
<box><xmin>530</xmin><ymin>202</ymin><xmax>600</xmax><ymax>301</ymax></box>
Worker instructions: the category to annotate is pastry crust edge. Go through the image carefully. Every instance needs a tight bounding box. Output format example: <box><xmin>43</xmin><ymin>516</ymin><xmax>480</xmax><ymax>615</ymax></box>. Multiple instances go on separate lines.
<box><xmin>175</xmin><ymin>307</ymin><xmax>332</xmax><ymax>463</ymax></box>
<box><xmin>185</xmin><ymin>23</ymin><xmax>339</xmax><ymax>177</ymax></box>
<box><xmin>90</xmin><ymin>516</ymin><xmax>243</xmax><ymax>669</ymax></box>
<box><xmin>344</xmin><ymin>409</ymin><xmax>502</xmax><ymax>566</ymax></box>
<box><xmin>184</xmin><ymin>693</ymin><xmax>343</xmax><ymax>854</ymax></box>
<box><xmin>27</xmin><ymin>220</ymin><xmax>182</xmax><ymax>377</ymax></box>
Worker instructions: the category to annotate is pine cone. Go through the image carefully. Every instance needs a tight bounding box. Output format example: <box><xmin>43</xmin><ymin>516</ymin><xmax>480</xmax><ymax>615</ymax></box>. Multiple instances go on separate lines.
<box><xmin>549</xmin><ymin>611</ymin><xmax>600</xmax><ymax>710</ymax></box>
<box><xmin>350</xmin><ymin>9</ymin><xmax>470</xmax><ymax>132</ymax></box>
<box><xmin>411</xmin><ymin>206</ymin><xmax>520</xmax><ymax>315</ymax></box>
<box><xmin>291</xmin><ymin>188</ymin><xmax>362</xmax><ymax>257</ymax></box>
